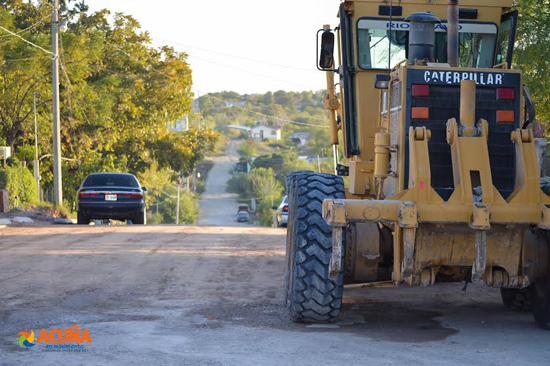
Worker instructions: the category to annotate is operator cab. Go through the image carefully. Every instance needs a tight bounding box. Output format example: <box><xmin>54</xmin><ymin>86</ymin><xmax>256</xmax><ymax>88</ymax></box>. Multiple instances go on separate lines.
<box><xmin>317</xmin><ymin>1</ymin><xmax>524</xmax><ymax>199</ymax></box>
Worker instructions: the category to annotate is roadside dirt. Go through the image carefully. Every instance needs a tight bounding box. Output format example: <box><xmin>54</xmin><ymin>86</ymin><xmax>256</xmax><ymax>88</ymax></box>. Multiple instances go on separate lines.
<box><xmin>1</xmin><ymin>225</ymin><xmax>550</xmax><ymax>365</ymax></box>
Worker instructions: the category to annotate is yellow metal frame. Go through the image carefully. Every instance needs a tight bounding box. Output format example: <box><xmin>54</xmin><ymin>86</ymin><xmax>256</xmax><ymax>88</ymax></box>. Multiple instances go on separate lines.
<box><xmin>323</xmin><ymin>73</ymin><xmax>550</xmax><ymax>286</ymax></box>
<box><xmin>330</xmin><ymin>0</ymin><xmax>514</xmax><ymax>197</ymax></box>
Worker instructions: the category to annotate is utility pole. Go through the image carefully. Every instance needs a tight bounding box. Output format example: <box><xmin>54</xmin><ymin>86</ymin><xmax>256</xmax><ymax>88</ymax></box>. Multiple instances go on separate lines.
<box><xmin>175</xmin><ymin>175</ymin><xmax>182</xmax><ymax>225</ymax></box>
<box><xmin>33</xmin><ymin>93</ymin><xmax>40</xmax><ymax>201</ymax></box>
<box><xmin>52</xmin><ymin>0</ymin><xmax>62</xmax><ymax>205</ymax></box>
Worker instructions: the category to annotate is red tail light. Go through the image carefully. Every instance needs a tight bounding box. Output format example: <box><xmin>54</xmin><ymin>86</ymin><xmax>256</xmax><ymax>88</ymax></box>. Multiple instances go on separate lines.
<box><xmin>78</xmin><ymin>191</ymin><xmax>143</xmax><ymax>199</ymax></box>
<box><xmin>497</xmin><ymin>88</ymin><xmax>515</xmax><ymax>100</ymax></box>
<box><xmin>283</xmin><ymin>206</ymin><xmax>288</xmax><ymax>212</ymax></box>
<box><xmin>412</xmin><ymin>84</ymin><xmax>430</xmax><ymax>97</ymax></box>
<box><xmin>78</xmin><ymin>191</ymin><xmax>100</xmax><ymax>199</ymax></box>
<box><xmin>119</xmin><ymin>192</ymin><xmax>144</xmax><ymax>199</ymax></box>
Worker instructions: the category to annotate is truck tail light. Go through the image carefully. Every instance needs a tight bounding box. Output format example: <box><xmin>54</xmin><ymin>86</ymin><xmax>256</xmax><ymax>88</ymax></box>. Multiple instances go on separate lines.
<box><xmin>283</xmin><ymin>206</ymin><xmax>288</xmax><ymax>212</ymax></box>
<box><xmin>497</xmin><ymin>88</ymin><xmax>515</xmax><ymax>100</ymax></box>
<box><xmin>412</xmin><ymin>84</ymin><xmax>430</xmax><ymax>97</ymax></box>
<box><xmin>412</xmin><ymin>107</ymin><xmax>429</xmax><ymax>119</ymax></box>
<box><xmin>497</xmin><ymin>110</ymin><xmax>515</xmax><ymax>123</ymax></box>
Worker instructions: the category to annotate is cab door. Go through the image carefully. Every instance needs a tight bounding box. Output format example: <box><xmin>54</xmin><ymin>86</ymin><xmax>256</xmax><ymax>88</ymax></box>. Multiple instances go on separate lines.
<box><xmin>496</xmin><ymin>10</ymin><xmax>518</xmax><ymax>68</ymax></box>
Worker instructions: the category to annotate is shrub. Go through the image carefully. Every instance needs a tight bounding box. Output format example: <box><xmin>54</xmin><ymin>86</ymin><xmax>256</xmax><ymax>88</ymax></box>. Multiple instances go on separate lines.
<box><xmin>0</xmin><ymin>162</ymin><xmax>38</xmax><ymax>207</ymax></box>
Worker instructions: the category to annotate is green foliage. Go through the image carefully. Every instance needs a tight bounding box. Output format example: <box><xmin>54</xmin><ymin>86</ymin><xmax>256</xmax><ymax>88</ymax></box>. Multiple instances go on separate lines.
<box><xmin>514</xmin><ymin>0</ymin><xmax>550</xmax><ymax>127</ymax></box>
<box><xmin>0</xmin><ymin>162</ymin><xmax>38</xmax><ymax>206</ymax></box>
<box><xmin>253</xmin><ymin>150</ymin><xmax>309</xmax><ymax>187</ymax></box>
<box><xmin>227</xmin><ymin>173</ymin><xmax>252</xmax><ymax>197</ymax></box>
<box><xmin>0</xmin><ymin>1</ymin><xmax>217</xmax><ymax>207</ymax></box>
<box><xmin>137</xmin><ymin>164</ymin><xmax>199</xmax><ymax>224</ymax></box>
<box><xmin>238</xmin><ymin>142</ymin><xmax>258</xmax><ymax>160</ymax></box>
<box><xmin>227</xmin><ymin>167</ymin><xmax>283</xmax><ymax>226</ymax></box>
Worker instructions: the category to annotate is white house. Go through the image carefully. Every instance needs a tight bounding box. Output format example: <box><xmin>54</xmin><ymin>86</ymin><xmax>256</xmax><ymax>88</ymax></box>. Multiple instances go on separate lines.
<box><xmin>251</xmin><ymin>126</ymin><xmax>281</xmax><ymax>141</ymax></box>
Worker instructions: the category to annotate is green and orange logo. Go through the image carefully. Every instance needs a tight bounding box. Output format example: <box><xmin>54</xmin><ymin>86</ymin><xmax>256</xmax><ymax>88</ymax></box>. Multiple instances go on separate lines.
<box><xmin>17</xmin><ymin>326</ymin><xmax>92</xmax><ymax>350</ymax></box>
<box><xmin>18</xmin><ymin>329</ymin><xmax>36</xmax><ymax>348</ymax></box>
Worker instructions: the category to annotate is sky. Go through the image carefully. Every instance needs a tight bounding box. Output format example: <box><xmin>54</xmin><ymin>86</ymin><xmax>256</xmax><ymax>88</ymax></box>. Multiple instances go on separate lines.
<box><xmin>88</xmin><ymin>0</ymin><xmax>340</xmax><ymax>95</ymax></box>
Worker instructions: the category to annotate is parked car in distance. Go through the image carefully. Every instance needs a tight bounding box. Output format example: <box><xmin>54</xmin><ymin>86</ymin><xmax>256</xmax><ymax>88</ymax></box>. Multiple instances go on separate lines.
<box><xmin>237</xmin><ymin>211</ymin><xmax>250</xmax><ymax>222</ymax></box>
<box><xmin>238</xmin><ymin>204</ymin><xmax>250</xmax><ymax>213</ymax></box>
<box><xmin>273</xmin><ymin>196</ymin><xmax>288</xmax><ymax>227</ymax></box>
<box><xmin>76</xmin><ymin>172</ymin><xmax>147</xmax><ymax>225</ymax></box>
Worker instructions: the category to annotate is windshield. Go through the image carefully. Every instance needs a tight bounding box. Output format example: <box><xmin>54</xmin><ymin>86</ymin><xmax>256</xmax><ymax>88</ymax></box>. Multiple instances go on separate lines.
<box><xmin>357</xmin><ymin>19</ymin><xmax>498</xmax><ymax>69</ymax></box>
<box><xmin>83</xmin><ymin>174</ymin><xmax>139</xmax><ymax>187</ymax></box>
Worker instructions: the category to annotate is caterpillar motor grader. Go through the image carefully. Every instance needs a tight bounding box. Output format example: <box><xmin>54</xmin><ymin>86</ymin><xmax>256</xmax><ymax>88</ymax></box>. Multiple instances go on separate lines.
<box><xmin>284</xmin><ymin>0</ymin><xmax>550</xmax><ymax>329</ymax></box>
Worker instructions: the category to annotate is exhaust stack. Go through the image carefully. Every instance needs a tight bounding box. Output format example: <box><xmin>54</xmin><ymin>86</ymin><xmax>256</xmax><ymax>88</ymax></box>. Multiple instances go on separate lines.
<box><xmin>405</xmin><ymin>12</ymin><xmax>441</xmax><ymax>65</ymax></box>
<box><xmin>447</xmin><ymin>0</ymin><xmax>459</xmax><ymax>67</ymax></box>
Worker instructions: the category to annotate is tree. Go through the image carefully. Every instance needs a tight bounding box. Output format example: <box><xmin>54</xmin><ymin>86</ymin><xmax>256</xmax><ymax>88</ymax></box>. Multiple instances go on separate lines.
<box><xmin>514</xmin><ymin>0</ymin><xmax>550</xmax><ymax>127</ymax></box>
<box><xmin>0</xmin><ymin>1</ymin><xmax>218</xmax><ymax>207</ymax></box>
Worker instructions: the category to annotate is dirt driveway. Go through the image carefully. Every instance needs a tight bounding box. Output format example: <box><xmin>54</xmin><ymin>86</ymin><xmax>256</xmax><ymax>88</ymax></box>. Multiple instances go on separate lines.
<box><xmin>1</xmin><ymin>225</ymin><xmax>549</xmax><ymax>365</ymax></box>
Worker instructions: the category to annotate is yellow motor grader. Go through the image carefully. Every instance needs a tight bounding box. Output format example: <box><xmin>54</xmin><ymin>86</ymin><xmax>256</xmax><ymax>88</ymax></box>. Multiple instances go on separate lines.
<box><xmin>284</xmin><ymin>0</ymin><xmax>550</xmax><ymax>329</ymax></box>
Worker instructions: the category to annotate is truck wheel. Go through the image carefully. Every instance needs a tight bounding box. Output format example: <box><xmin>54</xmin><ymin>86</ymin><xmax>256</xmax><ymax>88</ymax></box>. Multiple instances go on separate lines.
<box><xmin>500</xmin><ymin>288</ymin><xmax>531</xmax><ymax>311</ymax></box>
<box><xmin>77</xmin><ymin>211</ymin><xmax>89</xmax><ymax>225</ymax></box>
<box><xmin>532</xmin><ymin>276</ymin><xmax>550</xmax><ymax>330</ymax></box>
<box><xmin>284</xmin><ymin>171</ymin><xmax>313</xmax><ymax>306</ymax></box>
<box><xmin>284</xmin><ymin>172</ymin><xmax>345</xmax><ymax>322</ymax></box>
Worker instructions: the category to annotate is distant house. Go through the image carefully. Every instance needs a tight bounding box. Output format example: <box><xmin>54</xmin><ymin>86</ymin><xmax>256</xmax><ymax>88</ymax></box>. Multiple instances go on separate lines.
<box><xmin>169</xmin><ymin>116</ymin><xmax>188</xmax><ymax>132</ymax></box>
<box><xmin>290</xmin><ymin>132</ymin><xmax>310</xmax><ymax>146</ymax></box>
<box><xmin>251</xmin><ymin>126</ymin><xmax>281</xmax><ymax>141</ymax></box>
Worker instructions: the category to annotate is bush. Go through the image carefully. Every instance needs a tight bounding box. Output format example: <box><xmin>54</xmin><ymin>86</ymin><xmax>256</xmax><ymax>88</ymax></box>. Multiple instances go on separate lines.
<box><xmin>195</xmin><ymin>180</ymin><xmax>205</xmax><ymax>194</ymax></box>
<box><xmin>0</xmin><ymin>162</ymin><xmax>38</xmax><ymax>207</ymax></box>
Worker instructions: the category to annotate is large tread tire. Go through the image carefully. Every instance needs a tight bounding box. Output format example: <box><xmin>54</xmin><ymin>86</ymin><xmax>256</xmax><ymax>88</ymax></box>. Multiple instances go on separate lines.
<box><xmin>284</xmin><ymin>171</ymin><xmax>313</xmax><ymax>305</ymax></box>
<box><xmin>531</xmin><ymin>228</ymin><xmax>550</xmax><ymax>330</ymax></box>
<box><xmin>284</xmin><ymin>172</ymin><xmax>345</xmax><ymax>322</ymax></box>
<box><xmin>500</xmin><ymin>288</ymin><xmax>531</xmax><ymax>311</ymax></box>
<box><xmin>532</xmin><ymin>277</ymin><xmax>550</xmax><ymax>330</ymax></box>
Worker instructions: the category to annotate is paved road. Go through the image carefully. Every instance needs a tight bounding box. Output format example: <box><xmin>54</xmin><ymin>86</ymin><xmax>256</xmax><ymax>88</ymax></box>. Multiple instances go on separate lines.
<box><xmin>1</xmin><ymin>225</ymin><xmax>550</xmax><ymax>365</ymax></box>
<box><xmin>199</xmin><ymin>141</ymin><xmax>248</xmax><ymax>226</ymax></box>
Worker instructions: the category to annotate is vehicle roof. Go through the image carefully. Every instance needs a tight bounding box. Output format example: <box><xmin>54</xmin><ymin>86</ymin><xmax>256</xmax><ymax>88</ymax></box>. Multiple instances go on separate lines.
<box><xmin>86</xmin><ymin>172</ymin><xmax>136</xmax><ymax>177</ymax></box>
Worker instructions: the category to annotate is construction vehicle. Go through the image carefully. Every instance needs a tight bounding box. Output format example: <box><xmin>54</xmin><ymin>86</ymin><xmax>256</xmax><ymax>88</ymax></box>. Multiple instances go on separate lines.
<box><xmin>284</xmin><ymin>0</ymin><xmax>550</xmax><ymax>329</ymax></box>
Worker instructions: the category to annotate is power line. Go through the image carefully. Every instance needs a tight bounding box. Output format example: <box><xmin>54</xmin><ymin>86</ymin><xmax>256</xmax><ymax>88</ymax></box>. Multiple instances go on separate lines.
<box><xmin>0</xmin><ymin>24</ymin><xmax>54</xmax><ymax>57</ymax></box>
<box><xmin>153</xmin><ymin>37</ymin><xmax>317</xmax><ymax>73</ymax></box>
<box><xmin>108</xmin><ymin>44</ymin><xmax>325</xmax><ymax>126</ymax></box>
<box><xmin>188</xmin><ymin>53</ymin><xmax>314</xmax><ymax>89</ymax></box>
<box><xmin>200</xmin><ymin>93</ymin><xmax>329</xmax><ymax>129</ymax></box>
<box><xmin>0</xmin><ymin>14</ymin><xmax>50</xmax><ymax>39</ymax></box>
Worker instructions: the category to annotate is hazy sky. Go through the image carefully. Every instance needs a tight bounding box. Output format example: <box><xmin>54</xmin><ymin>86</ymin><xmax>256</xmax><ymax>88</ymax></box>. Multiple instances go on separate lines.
<box><xmin>88</xmin><ymin>0</ymin><xmax>339</xmax><ymax>95</ymax></box>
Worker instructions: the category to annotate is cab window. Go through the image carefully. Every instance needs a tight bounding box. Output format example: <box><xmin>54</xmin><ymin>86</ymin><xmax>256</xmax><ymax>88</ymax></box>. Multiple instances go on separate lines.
<box><xmin>357</xmin><ymin>19</ymin><xmax>498</xmax><ymax>69</ymax></box>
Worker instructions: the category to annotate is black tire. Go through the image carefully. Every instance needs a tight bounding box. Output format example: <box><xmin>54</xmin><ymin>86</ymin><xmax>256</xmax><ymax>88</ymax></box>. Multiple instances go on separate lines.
<box><xmin>500</xmin><ymin>288</ymin><xmax>531</xmax><ymax>311</ymax></box>
<box><xmin>77</xmin><ymin>211</ymin><xmax>89</xmax><ymax>225</ymax></box>
<box><xmin>284</xmin><ymin>172</ymin><xmax>345</xmax><ymax>322</ymax></box>
<box><xmin>284</xmin><ymin>171</ymin><xmax>313</xmax><ymax>305</ymax></box>
<box><xmin>132</xmin><ymin>211</ymin><xmax>146</xmax><ymax>225</ymax></box>
<box><xmin>532</xmin><ymin>276</ymin><xmax>550</xmax><ymax>330</ymax></box>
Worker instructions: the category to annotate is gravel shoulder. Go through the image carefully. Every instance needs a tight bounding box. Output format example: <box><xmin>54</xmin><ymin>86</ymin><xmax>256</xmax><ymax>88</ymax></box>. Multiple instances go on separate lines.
<box><xmin>1</xmin><ymin>225</ymin><xmax>549</xmax><ymax>365</ymax></box>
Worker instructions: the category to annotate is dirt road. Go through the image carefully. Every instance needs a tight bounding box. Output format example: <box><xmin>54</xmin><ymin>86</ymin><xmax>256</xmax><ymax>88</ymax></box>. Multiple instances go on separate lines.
<box><xmin>199</xmin><ymin>141</ymin><xmax>247</xmax><ymax>226</ymax></box>
<box><xmin>1</xmin><ymin>225</ymin><xmax>549</xmax><ymax>365</ymax></box>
